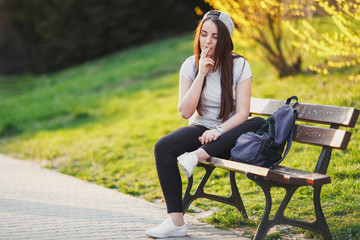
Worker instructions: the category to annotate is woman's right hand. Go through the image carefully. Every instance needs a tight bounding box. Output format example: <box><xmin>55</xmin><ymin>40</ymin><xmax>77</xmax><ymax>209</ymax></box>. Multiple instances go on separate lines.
<box><xmin>178</xmin><ymin>47</ymin><xmax>214</xmax><ymax>119</ymax></box>
<box><xmin>199</xmin><ymin>128</ymin><xmax>221</xmax><ymax>145</ymax></box>
<box><xmin>198</xmin><ymin>47</ymin><xmax>215</xmax><ymax>76</ymax></box>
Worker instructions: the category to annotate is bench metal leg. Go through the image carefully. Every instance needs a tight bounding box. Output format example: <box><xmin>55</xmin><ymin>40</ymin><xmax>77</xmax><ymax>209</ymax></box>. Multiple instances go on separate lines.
<box><xmin>247</xmin><ymin>174</ymin><xmax>332</xmax><ymax>240</ymax></box>
<box><xmin>183</xmin><ymin>165</ymin><xmax>247</xmax><ymax>218</ymax></box>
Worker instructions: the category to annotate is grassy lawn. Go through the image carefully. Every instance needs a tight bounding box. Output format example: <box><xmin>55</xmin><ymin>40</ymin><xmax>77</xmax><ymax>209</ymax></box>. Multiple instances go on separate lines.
<box><xmin>0</xmin><ymin>33</ymin><xmax>359</xmax><ymax>239</ymax></box>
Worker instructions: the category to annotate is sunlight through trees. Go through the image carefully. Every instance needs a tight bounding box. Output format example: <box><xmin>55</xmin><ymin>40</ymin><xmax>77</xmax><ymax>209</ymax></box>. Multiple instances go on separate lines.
<box><xmin>203</xmin><ymin>0</ymin><xmax>360</xmax><ymax>79</ymax></box>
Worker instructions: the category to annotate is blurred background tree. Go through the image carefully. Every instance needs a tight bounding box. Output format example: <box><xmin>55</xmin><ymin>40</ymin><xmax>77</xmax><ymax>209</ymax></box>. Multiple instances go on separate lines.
<box><xmin>204</xmin><ymin>0</ymin><xmax>307</xmax><ymax>77</ymax></box>
<box><xmin>204</xmin><ymin>0</ymin><xmax>360</xmax><ymax>79</ymax></box>
<box><xmin>2</xmin><ymin>0</ymin><xmax>358</xmax><ymax>79</ymax></box>
<box><xmin>0</xmin><ymin>0</ymin><xmax>210</xmax><ymax>74</ymax></box>
<box><xmin>285</xmin><ymin>0</ymin><xmax>360</xmax><ymax>80</ymax></box>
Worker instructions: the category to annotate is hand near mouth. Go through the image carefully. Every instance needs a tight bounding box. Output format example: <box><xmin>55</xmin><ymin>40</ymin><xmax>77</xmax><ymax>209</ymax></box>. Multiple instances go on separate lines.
<box><xmin>199</xmin><ymin>47</ymin><xmax>215</xmax><ymax>76</ymax></box>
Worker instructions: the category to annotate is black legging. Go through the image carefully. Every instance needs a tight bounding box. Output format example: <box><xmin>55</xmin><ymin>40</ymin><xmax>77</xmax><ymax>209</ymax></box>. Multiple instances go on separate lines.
<box><xmin>154</xmin><ymin>117</ymin><xmax>265</xmax><ymax>213</ymax></box>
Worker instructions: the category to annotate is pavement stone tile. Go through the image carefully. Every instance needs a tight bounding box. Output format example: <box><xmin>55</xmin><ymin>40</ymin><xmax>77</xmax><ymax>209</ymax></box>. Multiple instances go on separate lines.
<box><xmin>0</xmin><ymin>154</ymin><xmax>243</xmax><ymax>240</ymax></box>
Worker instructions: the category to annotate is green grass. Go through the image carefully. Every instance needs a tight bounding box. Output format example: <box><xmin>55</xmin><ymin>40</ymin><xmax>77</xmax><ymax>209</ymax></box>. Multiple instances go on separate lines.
<box><xmin>0</xmin><ymin>32</ymin><xmax>359</xmax><ymax>239</ymax></box>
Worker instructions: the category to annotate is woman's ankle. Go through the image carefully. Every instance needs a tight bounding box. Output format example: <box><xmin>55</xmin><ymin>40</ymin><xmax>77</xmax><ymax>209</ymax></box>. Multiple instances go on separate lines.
<box><xmin>169</xmin><ymin>212</ymin><xmax>185</xmax><ymax>227</ymax></box>
<box><xmin>192</xmin><ymin>148</ymin><xmax>210</xmax><ymax>162</ymax></box>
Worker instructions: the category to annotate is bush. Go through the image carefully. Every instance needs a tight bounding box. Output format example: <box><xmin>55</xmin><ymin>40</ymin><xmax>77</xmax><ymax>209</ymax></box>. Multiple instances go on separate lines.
<box><xmin>0</xmin><ymin>0</ymin><xmax>210</xmax><ymax>74</ymax></box>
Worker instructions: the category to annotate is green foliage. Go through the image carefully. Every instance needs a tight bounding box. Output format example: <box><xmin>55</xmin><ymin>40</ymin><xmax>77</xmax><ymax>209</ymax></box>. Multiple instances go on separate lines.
<box><xmin>204</xmin><ymin>206</ymin><xmax>256</xmax><ymax>229</ymax></box>
<box><xmin>0</xmin><ymin>32</ymin><xmax>359</xmax><ymax>239</ymax></box>
<box><xmin>0</xmin><ymin>0</ymin><xmax>209</xmax><ymax>74</ymax></box>
<box><xmin>205</xmin><ymin>0</ymin><xmax>305</xmax><ymax>77</ymax></box>
<box><xmin>265</xmin><ymin>232</ymin><xmax>282</xmax><ymax>240</ymax></box>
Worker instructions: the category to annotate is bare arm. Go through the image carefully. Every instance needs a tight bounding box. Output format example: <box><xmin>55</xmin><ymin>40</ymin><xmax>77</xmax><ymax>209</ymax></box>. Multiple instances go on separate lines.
<box><xmin>178</xmin><ymin>73</ymin><xmax>205</xmax><ymax>119</ymax></box>
<box><xmin>178</xmin><ymin>48</ymin><xmax>214</xmax><ymax>119</ymax></box>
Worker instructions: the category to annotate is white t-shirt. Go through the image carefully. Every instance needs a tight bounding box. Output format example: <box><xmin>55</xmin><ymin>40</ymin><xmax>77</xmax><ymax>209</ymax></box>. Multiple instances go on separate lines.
<box><xmin>179</xmin><ymin>55</ymin><xmax>252</xmax><ymax>129</ymax></box>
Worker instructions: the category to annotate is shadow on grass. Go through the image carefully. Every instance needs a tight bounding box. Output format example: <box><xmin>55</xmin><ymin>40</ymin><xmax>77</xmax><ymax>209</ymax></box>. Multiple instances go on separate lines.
<box><xmin>0</xmin><ymin>111</ymin><xmax>95</xmax><ymax>138</ymax></box>
<box><xmin>0</xmin><ymin>123</ymin><xmax>22</xmax><ymax>137</ymax></box>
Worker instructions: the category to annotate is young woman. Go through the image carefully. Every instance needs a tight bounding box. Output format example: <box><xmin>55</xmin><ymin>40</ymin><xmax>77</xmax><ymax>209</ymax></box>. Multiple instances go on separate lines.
<box><xmin>145</xmin><ymin>10</ymin><xmax>265</xmax><ymax>238</ymax></box>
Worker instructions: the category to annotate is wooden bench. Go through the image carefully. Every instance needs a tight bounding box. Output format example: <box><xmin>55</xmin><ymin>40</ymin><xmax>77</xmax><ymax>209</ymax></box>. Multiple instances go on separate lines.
<box><xmin>182</xmin><ymin>97</ymin><xmax>359</xmax><ymax>240</ymax></box>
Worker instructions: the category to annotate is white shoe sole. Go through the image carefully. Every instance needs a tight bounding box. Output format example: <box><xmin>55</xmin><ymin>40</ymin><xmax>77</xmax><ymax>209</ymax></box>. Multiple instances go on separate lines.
<box><xmin>145</xmin><ymin>230</ymin><xmax>187</xmax><ymax>238</ymax></box>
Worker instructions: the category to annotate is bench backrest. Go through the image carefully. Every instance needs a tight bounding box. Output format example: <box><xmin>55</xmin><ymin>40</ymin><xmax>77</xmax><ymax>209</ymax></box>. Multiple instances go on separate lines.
<box><xmin>249</xmin><ymin>98</ymin><xmax>359</xmax><ymax>174</ymax></box>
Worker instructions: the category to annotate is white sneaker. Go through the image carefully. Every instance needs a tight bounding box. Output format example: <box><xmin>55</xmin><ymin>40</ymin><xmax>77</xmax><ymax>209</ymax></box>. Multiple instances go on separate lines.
<box><xmin>177</xmin><ymin>152</ymin><xmax>198</xmax><ymax>178</ymax></box>
<box><xmin>145</xmin><ymin>218</ymin><xmax>187</xmax><ymax>238</ymax></box>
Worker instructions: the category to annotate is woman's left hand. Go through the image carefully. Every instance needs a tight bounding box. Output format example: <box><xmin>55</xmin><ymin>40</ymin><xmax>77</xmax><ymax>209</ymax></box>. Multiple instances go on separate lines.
<box><xmin>199</xmin><ymin>129</ymin><xmax>221</xmax><ymax>145</ymax></box>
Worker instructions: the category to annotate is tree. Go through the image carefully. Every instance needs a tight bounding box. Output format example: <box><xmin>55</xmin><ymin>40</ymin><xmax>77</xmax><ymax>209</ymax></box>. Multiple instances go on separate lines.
<box><xmin>285</xmin><ymin>0</ymin><xmax>360</xmax><ymax>80</ymax></box>
<box><xmin>0</xmin><ymin>0</ymin><xmax>211</xmax><ymax>74</ymax></box>
<box><xmin>204</xmin><ymin>0</ymin><xmax>360</xmax><ymax>79</ymax></box>
<box><xmin>204</xmin><ymin>0</ymin><xmax>309</xmax><ymax>78</ymax></box>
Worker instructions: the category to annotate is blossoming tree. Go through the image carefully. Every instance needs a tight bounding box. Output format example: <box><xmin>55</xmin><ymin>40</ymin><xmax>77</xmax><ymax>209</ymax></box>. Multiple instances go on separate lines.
<box><xmin>203</xmin><ymin>0</ymin><xmax>360</xmax><ymax>79</ymax></box>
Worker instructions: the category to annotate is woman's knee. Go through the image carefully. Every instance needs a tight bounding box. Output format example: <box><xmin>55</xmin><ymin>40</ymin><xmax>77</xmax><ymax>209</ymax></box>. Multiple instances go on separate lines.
<box><xmin>154</xmin><ymin>135</ymin><xmax>173</xmax><ymax>156</ymax></box>
<box><xmin>230</xmin><ymin>117</ymin><xmax>265</xmax><ymax>136</ymax></box>
<box><xmin>251</xmin><ymin>116</ymin><xmax>266</xmax><ymax>126</ymax></box>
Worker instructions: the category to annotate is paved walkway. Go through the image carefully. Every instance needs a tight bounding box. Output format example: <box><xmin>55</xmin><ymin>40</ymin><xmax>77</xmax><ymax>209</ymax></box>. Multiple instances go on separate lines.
<box><xmin>0</xmin><ymin>154</ymin><xmax>245</xmax><ymax>240</ymax></box>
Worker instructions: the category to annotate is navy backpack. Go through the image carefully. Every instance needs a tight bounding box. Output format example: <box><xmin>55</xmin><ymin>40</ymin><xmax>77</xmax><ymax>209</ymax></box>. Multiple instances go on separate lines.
<box><xmin>231</xmin><ymin>96</ymin><xmax>298</xmax><ymax>169</ymax></box>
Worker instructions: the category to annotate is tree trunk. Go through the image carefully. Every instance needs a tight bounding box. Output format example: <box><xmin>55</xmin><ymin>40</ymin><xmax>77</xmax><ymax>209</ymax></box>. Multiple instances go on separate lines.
<box><xmin>254</xmin><ymin>16</ymin><xmax>303</xmax><ymax>78</ymax></box>
<box><xmin>269</xmin><ymin>54</ymin><xmax>302</xmax><ymax>78</ymax></box>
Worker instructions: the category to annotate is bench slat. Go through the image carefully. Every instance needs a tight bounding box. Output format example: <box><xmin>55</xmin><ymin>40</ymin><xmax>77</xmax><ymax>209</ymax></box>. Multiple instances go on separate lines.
<box><xmin>201</xmin><ymin>157</ymin><xmax>331</xmax><ymax>186</ymax></box>
<box><xmin>293</xmin><ymin>125</ymin><xmax>352</xmax><ymax>149</ymax></box>
<box><xmin>250</xmin><ymin>97</ymin><xmax>360</xmax><ymax>127</ymax></box>
<box><xmin>272</xmin><ymin>166</ymin><xmax>331</xmax><ymax>186</ymax></box>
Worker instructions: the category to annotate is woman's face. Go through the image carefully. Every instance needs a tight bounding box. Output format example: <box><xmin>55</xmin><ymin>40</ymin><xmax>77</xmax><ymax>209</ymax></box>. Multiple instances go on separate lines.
<box><xmin>199</xmin><ymin>20</ymin><xmax>218</xmax><ymax>59</ymax></box>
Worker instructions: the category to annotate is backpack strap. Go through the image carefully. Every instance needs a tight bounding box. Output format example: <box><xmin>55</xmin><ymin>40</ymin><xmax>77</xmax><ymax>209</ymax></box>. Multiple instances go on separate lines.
<box><xmin>269</xmin><ymin>121</ymin><xmax>296</xmax><ymax>169</ymax></box>
<box><xmin>286</xmin><ymin>96</ymin><xmax>299</xmax><ymax>108</ymax></box>
<box><xmin>269</xmin><ymin>96</ymin><xmax>299</xmax><ymax>169</ymax></box>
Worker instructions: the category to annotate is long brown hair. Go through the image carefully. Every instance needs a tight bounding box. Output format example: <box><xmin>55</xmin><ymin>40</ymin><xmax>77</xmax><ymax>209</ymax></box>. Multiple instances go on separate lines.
<box><xmin>194</xmin><ymin>16</ymin><xmax>239</xmax><ymax>120</ymax></box>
